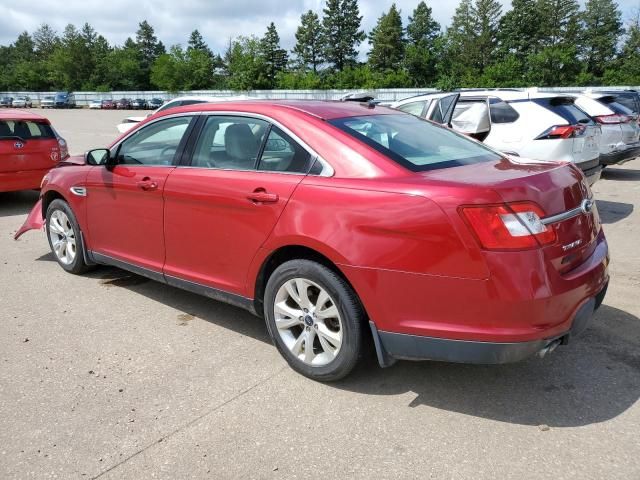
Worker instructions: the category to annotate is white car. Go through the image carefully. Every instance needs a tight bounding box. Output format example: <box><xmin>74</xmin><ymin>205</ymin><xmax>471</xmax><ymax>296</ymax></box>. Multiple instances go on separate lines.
<box><xmin>116</xmin><ymin>95</ymin><xmax>254</xmax><ymax>133</ymax></box>
<box><xmin>568</xmin><ymin>92</ymin><xmax>640</xmax><ymax>167</ymax></box>
<box><xmin>40</xmin><ymin>96</ymin><xmax>55</xmax><ymax>108</ymax></box>
<box><xmin>11</xmin><ymin>96</ymin><xmax>32</xmax><ymax>108</ymax></box>
<box><xmin>88</xmin><ymin>99</ymin><xmax>103</xmax><ymax>109</ymax></box>
<box><xmin>390</xmin><ymin>90</ymin><xmax>603</xmax><ymax>185</ymax></box>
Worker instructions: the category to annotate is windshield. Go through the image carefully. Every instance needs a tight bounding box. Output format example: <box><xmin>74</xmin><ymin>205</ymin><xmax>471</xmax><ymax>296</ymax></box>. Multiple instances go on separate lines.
<box><xmin>329</xmin><ymin>114</ymin><xmax>502</xmax><ymax>172</ymax></box>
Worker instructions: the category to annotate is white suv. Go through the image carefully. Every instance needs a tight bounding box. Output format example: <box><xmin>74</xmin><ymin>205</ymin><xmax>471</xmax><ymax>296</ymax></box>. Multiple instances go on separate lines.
<box><xmin>568</xmin><ymin>92</ymin><xmax>640</xmax><ymax>167</ymax></box>
<box><xmin>390</xmin><ymin>90</ymin><xmax>603</xmax><ymax>185</ymax></box>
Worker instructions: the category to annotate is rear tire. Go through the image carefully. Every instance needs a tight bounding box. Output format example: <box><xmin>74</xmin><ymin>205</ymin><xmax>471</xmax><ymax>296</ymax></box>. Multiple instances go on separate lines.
<box><xmin>46</xmin><ymin>199</ymin><xmax>92</xmax><ymax>275</ymax></box>
<box><xmin>264</xmin><ymin>260</ymin><xmax>364</xmax><ymax>381</ymax></box>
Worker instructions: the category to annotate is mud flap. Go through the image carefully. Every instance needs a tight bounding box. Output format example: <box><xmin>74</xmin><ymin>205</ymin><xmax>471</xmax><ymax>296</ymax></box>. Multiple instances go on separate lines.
<box><xmin>14</xmin><ymin>199</ymin><xmax>44</xmax><ymax>240</ymax></box>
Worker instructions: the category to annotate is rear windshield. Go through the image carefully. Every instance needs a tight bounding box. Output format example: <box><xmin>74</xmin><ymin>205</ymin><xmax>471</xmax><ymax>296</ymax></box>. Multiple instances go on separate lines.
<box><xmin>597</xmin><ymin>96</ymin><xmax>635</xmax><ymax>116</ymax></box>
<box><xmin>533</xmin><ymin>97</ymin><xmax>593</xmax><ymax>124</ymax></box>
<box><xmin>330</xmin><ymin>114</ymin><xmax>502</xmax><ymax>172</ymax></box>
<box><xmin>0</xmin><ymin>120</ymin><xmax>55</xmax><ymax>140</ymax></box>
<box><xmin>606</xmin><ymin>93</ymin><xmax>639</xmax><ymax>113</ymax></box>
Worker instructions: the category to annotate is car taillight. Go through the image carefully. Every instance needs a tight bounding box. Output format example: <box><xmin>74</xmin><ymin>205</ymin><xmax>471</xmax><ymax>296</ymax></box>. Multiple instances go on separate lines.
<box><xmin>535</xmin><ymin>124</ymin><xmax>585</xmax><ymax>140</ymax></box>
<box><xmin>460</xmin><ymin>202</ymin><xmax>556</xmax><ymax>250</ymax></box>
<box><xmin>594</xmin><ymin>114</ymin><xmax>630</xmax><ymax>124</ymax></box>
<box><xmin>57</xmin><ymin>137</ymin><xmax>69</xmax><ymax>160</ymax></box>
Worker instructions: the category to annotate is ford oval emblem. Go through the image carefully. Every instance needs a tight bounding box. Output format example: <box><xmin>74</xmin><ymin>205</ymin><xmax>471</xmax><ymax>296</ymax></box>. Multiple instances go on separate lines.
<box><xmin>581</xmin><ymin>199</ymin><xmax>594</xmax><ymax>214</ymax></box>
<box><xmin>14</xmin><ymin>141</ymin><xmax>24</xmax><ymax>149</ymax></box>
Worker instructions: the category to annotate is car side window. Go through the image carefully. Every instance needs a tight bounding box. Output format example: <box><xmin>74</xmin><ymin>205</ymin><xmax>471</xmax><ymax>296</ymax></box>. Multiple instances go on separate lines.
<box><xmin>116</xmin><ymin>116</ymin><xmax>193</xmax><ymax>166</ymax></box>
<box><xmin>258</xmin><ymin>126</ymin><xmax>312</xmax><ymax>174</ymax></box>
<box><xmin>191</xmin><ymin>115</ymin><xmax>268</xmax><ymax>170</ymax></box>
<box><xmin>397</xmin><ymin>101</ymin><xmax>427</xmax><ymax>117</ymax></box>
<box><xmin>489</xmin><ymin>99</ymin><xmax>520</xmax><ymax>123</ymax></box>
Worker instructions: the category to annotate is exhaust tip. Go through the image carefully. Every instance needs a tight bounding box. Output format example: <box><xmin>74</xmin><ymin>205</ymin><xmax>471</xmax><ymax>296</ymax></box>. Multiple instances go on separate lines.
<box><xmin>538</xmin><ymin>338</ymin><xmax>562</xmax><ymax>358</ymax></box>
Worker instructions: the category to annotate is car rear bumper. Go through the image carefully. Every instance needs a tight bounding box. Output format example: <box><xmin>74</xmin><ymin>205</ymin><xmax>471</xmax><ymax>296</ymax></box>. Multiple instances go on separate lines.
<box><xmin>0</xmin><ymin>169</ymin><xmax>49</xmax><ymax>192</ymax></box>
<box><xmin>371</xmin><ymin>283</ymin><xmax>607</xmax><ymax>366</ymax></box>
<box><xmin>575</xmin><ymin>158</ymin><xmax>603</xmax><ymax>185</ymax></box>
<box><xmin>345</xmin><ymin>228</ymin><xmax>609</xmax><ymax>366</ymax></box>
<box><xmin>600</xmin><ymin>143</ymin><xmax>640</xmax><ymax>165</ymax></box>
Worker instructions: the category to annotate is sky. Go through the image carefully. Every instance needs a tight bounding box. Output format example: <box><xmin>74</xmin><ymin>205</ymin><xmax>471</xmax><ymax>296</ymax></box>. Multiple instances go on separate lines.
<box><xmin>0</xmin><ymin>0</ymin><xmax>639</xmax><ymax>55</ymax></box>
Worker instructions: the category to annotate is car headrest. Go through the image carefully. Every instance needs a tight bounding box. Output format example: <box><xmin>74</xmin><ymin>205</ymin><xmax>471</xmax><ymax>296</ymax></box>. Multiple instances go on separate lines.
<box><xmin>13</xmin><ymin>121</ymin><xmax>31</xmax><ymax>139</ymax></box>
<box><xmin>225</xmin><ymin>123</ymin><xmax>257</xmax><ymax>161</ymax></box>
<box><xmin>0</xmin><ymin>121</ymin><xmax>12</xmax><ymax>136</ymax></box>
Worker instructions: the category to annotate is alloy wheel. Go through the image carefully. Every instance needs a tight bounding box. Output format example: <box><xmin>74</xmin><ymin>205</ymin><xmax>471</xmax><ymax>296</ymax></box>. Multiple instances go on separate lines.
<box><xmin>273</xmin><ymin>278</ymin><xmax>343</xmax><ymax>366</ymax></box>
<box><xmin>48</xmin><ymin>210</ymin><xmax>77</xmax><ymax>265</ymax></box>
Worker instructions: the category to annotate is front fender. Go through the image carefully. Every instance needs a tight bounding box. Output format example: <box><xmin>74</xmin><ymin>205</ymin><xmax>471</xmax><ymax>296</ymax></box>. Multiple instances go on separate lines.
<box><xmin>14</xmin><ymin>199</ymin><xmax>44</xmax><ymax>240</ymax></box>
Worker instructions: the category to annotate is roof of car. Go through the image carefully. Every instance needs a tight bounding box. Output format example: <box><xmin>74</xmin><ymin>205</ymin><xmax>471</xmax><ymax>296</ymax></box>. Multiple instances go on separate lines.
<box><xmin>0</xmin><ymin>109</ymin><xmax>49</xmax><ymax>121</ymax></box>
<box><xmin>164</xmin><ymin>99</ymin><xmax>397</xmax><ymax>120</ymax></box>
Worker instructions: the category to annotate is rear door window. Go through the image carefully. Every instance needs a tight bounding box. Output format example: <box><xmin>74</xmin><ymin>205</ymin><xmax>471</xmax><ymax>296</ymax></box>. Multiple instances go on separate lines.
<box><xmin>533</xmin><ymin>98</ymin><xmax>594</xmax><ymax>124</ymax></box>
<box><xmin>258</xmin><ymin>126</ymin><xmax>313</xmax><ymax>174</ymax></box>
<box><xmin>489</xmin><ymin>99</ymin><xmax>520</xmax><ymax>123</ymax></box>
<box><xmin>397</xmin><ymin>101</ymin><xmax>427</xmax><ymax>117</ymax></box>
<box><xmin>0</xmin><ymin>120</ymin><xmax>55</xmax><ymax>140</ymax></box>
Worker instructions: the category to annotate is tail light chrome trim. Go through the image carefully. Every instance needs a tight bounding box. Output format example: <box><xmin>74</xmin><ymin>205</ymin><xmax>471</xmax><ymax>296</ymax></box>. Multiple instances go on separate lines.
<box><xmin>541</xmin><ymin>199</ymin><xmax>594</xmax><ymax>226</ymax></box>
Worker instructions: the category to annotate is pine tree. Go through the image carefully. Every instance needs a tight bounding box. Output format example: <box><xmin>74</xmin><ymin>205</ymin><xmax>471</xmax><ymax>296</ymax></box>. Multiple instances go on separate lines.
<box><xmin>405</xmin><ymin>1</ymin><xmax>441</xmax><ymax>86</ymax></box>
<box><xmin>368</xmin><ymin>4</ymin><xmax>405</xmax><ymax>72</ymax></box>
<box><xmin>260</xmin><ymin>23</ymin><xmax>288</xmax><ymax>87</ymax></box>
<box><xmin>444</xmin><ymin>0</ymin><xmax>478</xmax><ymax>83</ymax></box>
<box><xmin>293</xmin><ymin>10</ymin><xmax>323</xmax><ymax>72</ymax></box>
<box><xmin>322</xmin><ymin>0</ymin><xmax>366</xmax><ymax>71</ymax></box>
<box><xmin>188</xmin><ymin>29</ymin><xmax>212</xmax><ymax>57</ymax></box>
<box><xmin>33</xmin><ymin>24</ymin><xmax>59</xmax><ymax>59</ymax></box>
<box><xmin>581</xmin><ymin>0</ymin><xmax>623</xmax><ymax>78</ymax></box>
<box><xmin>472</xmin><ymin>0</ymin><xmax>502</xmax><ymax>72</ymax></box>
<box><xmin>135</xmin><ymin>20</ymin><xmax>165</xmax><ymax>88</ymax></box>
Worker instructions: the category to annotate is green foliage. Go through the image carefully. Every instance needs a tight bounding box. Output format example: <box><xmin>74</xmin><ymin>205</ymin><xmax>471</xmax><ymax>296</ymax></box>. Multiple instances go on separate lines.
<box><xmin>368</xmin><ymin>4</ymin><xmax>405</xmax><ymax>73</ymax></box>
<box><xmin>581</xmin><ymin>0</ymin><xmax>623</xmax><ymax>78</ymax></box>
<box><xmin>292</xmin><ymin>10</ymin><xmax>323</xmax><ymax>73</ymax></box>
<box><xmin>0</xmin><ymin>1</ymin><xmax>636</xmax><ymax>92</ymax></box>
<box><xmin>322</xmin><ymin>0</ymin><xmax>366</xmax><ymax>71</ymax></box>
<box><xmin>405</xmin><ymin>1</ymin><xmax>441</xmax><ymax>86</ymax></box>
<box><xmin>260</xmin><ymin>23</ymin><xmax>288</xmax><ymax>88</ymax></box>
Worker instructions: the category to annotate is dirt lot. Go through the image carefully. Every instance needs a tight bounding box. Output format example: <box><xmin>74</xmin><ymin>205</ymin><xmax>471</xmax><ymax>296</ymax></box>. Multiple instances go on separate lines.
<box><xmin>1</xmin><ymin>109</ymin><xmax>639</xmax><ymax>479</ymax></box>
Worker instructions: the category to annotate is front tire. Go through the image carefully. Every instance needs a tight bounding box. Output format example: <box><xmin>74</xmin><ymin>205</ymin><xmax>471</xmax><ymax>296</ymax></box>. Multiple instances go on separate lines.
<box><xmin>264</xmin><ymin>260</ymin><xmax>364</xmax><ymax>381</ymax></box>
<box><xmin>46</xmin><ymin>199</ymin><xmax>91</xmax><ymax>274</ymax></box>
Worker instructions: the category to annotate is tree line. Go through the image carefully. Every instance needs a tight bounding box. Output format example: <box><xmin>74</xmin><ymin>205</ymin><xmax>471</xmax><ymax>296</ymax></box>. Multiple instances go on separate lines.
<box><xmin>1</xmin><ymin>0</ymin><xmax>638</xmax><ymax>92</ymax></box>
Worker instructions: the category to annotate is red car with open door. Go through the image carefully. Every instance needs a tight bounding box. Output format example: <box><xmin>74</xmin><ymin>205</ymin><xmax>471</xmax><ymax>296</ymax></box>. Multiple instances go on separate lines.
<box><xmin>0</xmin><ymin>110</ymin><xmax>68</xmax><ymax>192</ymax></box>
<box><xmin>15</xmin><ymin>101</ymin><xmax>609</xmax><ymax>381</ymax></box>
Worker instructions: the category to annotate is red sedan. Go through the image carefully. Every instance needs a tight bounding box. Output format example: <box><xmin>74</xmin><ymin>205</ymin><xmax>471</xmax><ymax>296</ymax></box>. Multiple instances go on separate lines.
<box><xmin>1</xmin><ymin>110</ymin><xmax>69</xmax><ymax>192</ymax></box>
<box><xmin>15</xmin><ymin>101</ymin><xmax>609</xmax><ymax>381</ymax></box>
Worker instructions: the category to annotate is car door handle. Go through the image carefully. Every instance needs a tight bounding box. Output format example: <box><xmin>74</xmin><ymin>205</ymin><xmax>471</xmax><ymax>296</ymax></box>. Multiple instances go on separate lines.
<box><xmin>136</xmin><ymin>178</ymin><xmax>158</xmax><ymax>191</ymax></box>
<box><xmin>247</xmin><ymin>190</ymin><xmax>279</xmax><ymax>204</ymax></box>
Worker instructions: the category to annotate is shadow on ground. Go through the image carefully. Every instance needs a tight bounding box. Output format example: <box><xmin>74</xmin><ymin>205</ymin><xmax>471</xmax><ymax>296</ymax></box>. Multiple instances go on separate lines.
<box><xmin>336</xmin><ymin>304</ymin><xmax>640</xmax><ymax>428</ymax></box>
<box><xmin>597</xmin><ymin>199</ymin><xmax>634</xmax><ymax>224</ymax></box>
<box><xmin>602</xmin><ymin>167</ymin><xmax>640</xmax><ymax>181</ymax></box>
<box><xmin>40</xmin><ymin>264</ymin><xmax>640</xmax><ymax>429</ymax></box>
<box><xmin>0</xmin><ymin>190</ymin><xmax>39</xmax><ymax>218</ymax></box>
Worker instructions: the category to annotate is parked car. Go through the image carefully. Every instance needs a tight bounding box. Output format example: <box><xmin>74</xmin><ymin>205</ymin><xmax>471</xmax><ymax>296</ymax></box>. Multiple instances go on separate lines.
<box><xmin>390</xmin><ymin>90</ymin><xmax>603</xmax><ymax>185</ymax></box>
<box><xmin>130</xmin><ymin>98</ymin><xmax>147</xmax><ymax>109</ymax></box>
<box><xmin>586</xmin><ymin>89</ymin><xmax>640</xmax><ymax>117</ymax></box>
<box><xmin>40</xmin><ymin>96</ymin><xmax>55</xmax><ymax>109</ymax></box>
<box><xmin>570</xmin><ymin>92</ymin><xmax>640</xmax><ymax>167</ymax></box>
<box><xmin>0</xmin><ymin>97</ymin><xmax>14</xmax><ymax>108</ymax></box>
<box><xmin>116</xmin><ymin>98</ymin><xmax>132</xmax><ymax>109</ymax></box>
<box><xmin>101</xmin><ymin>99</ymin><xmax>116</xmax><ymax>110</ymax></box>
<box><xmin>147</xmin><ymin>98</ymin><xmax>164</xmax><ymax>110</ymax></box>
<box><xmin>53</xmin><ymin>92</ymin><xmax>75</xmax><ymax>109</ymax></box>
<box><xmin>12</xmin><ymin>96</ymin><xmax>33</xmax><ymax>108</ymax></box>
<box><xmin>0</xmin><ymin>109</ymin><xmax>68</xmax><ymax>192</ymax></box>
<box><xmin>89</xmin><ymin>99</ymin><xmax>103</xmax><ymax>109</ymax></box>
<box><xmin>16</xmin><ymin>101</ymin><xmax>609</xmax><ymax>381</ymax></box>
<box><xmin>116</xmin><ymin>95</ymin><xmax>252</xmax><ymax>133</ymax></box>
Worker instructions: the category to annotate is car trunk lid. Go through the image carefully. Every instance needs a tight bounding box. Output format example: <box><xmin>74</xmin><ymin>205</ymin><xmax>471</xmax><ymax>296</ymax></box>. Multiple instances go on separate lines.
<box><xmin>421</xmin><ymin>157</ymin><xmax>600</xmax><ymax>273</ymax></box>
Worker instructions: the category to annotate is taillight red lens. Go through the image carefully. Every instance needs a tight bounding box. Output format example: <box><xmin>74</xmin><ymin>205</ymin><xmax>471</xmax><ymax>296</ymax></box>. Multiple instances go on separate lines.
<box><xmin>57</xmin><ymin>137</ymin><xmax>69</xmax><ymax>160</ymax></box>
<box><xmin>535</xmin><ymin>124</ymin><xmax>584</xmax><ymax>140</ymax></box>
<box><xmin>461</xmin><ymin>202</ymin><xmax>556</xmax><ymax>251</ymax></box>
<box><xmin>594</xmin><ymin>114</ymin><xmax>629</xmax><ymax>124</ymax></box>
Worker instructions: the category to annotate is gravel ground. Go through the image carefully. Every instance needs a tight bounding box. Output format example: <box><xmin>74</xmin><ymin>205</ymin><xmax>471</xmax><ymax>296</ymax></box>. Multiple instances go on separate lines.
<box><xmin>1</xmin><ymin>109</ymin><xmax>639</xmax><ymax>479</ymax></box>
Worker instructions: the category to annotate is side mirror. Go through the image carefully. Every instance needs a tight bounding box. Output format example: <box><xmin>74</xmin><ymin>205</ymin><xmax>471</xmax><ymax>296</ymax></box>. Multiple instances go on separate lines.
<box><xmin>85</xmin><ymin>148</ymin><xmax>110</xmax><ymax>166</ymax></box>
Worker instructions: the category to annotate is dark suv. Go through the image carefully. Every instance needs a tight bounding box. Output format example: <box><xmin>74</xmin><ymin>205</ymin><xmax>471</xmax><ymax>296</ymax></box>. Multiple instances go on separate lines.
<box><xmin>54</xmin><ymin>92</ymin><xmax>76</xmax><ymax>109</ymax></box>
